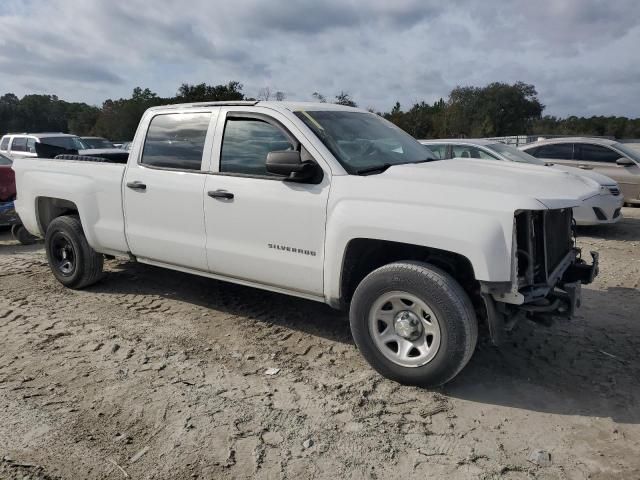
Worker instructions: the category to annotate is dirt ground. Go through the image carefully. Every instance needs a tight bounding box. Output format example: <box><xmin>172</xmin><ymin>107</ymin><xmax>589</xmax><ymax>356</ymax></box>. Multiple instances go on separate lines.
<box><xmin>0</xmin><ymin>209</ymin><xmax>639</xmax><ymax>480</ymax></box>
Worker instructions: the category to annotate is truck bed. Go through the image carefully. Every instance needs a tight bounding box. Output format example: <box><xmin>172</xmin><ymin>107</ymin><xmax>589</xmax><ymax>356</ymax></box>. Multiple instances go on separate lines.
<box><xmin>13</xmin><ymin>157</ymin><xmax>129</xmax><ymax>255</ymax></box>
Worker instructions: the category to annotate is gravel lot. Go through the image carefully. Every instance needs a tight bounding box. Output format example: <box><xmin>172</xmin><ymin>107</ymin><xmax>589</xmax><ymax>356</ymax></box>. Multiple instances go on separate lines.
<box><xmin>1</xmin><ymin>208</ymin><xmax>639</xmax><ymax>479</ymax></box>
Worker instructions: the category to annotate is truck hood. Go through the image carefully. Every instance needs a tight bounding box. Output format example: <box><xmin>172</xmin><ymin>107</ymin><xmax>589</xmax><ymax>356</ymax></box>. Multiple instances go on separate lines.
<box><xmin>378</xmin><ymin>158</ymin><xmax>601</xmax><ymax>210</ymax></box>
<box><xmin>548</xmin><ymin>164</ymin><xmax>617</xmax><ymax>186</ymax></box>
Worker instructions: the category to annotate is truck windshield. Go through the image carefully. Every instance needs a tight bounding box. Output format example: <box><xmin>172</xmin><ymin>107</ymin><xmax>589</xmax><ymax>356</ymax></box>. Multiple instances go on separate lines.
<box><xmin>294</xmin><ymin>110</ymin><xmax>436</xmax><ymax>174</ymax></box>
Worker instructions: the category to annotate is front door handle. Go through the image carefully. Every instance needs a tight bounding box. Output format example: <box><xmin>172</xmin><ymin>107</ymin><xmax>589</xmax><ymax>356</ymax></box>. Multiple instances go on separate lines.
<box><xmin>127</xmin><ymin>181</ymin><xmax>147</xmax><ymax>190</ymax></box>
<box><xmin>208</xmin><ymin>189</ymin><xmax>234</xmax><ymax>200</ymax></box>
<box><xmin>578</xmin><ymin>165</ymin><xmax>593</xmax><ymax>170</ymax></box>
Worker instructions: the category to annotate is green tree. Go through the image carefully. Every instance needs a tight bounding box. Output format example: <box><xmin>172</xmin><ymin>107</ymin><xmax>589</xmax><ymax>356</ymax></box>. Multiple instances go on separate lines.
<box><xmin>92</xmin><ymin>87</ymin><xmax>166</xmax><ymax>140</ymax></box>
<box><xmin>446</xmin><ymin>82</ymin><xmax>544</xmax><ymax>137</ymax></box>
<box><xmin>176</xmin><ymin>82</ymin><xmax>244</xmax><ymax>103</ymax></box>
<box><xmin>311</xmin><ymin>92</ymin><xmax>327</xmax><ymax>103</ymax></box>
<box><xmin>334</xmin><ymin>91</ymin><xmax>357</xmax><ymax>107</ymax></box>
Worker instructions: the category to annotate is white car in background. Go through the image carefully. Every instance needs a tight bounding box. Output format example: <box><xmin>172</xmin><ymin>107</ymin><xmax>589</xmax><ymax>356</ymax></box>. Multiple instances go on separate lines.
<box><xmin>420</xmin><ymin>139</ymin><xmax>624</xmax><ymax>226</ymax></box>
<box><xmin>520</xmin><ymin>137</ymin><xmax>640</xmax><ymax>206</ymax></box>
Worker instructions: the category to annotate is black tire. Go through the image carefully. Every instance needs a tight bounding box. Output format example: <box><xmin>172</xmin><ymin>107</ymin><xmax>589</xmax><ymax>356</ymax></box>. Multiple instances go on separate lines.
<box><xmin>45</xmin><ymin>215</ymin><xmax>104</xmax><ymax>289</ymax></box>
<box><xmin>11</xmin><ymin>224</ymin><xmax>38</xmax><ymax>245</ymax></box>
<box><xmin>349</xmin><ymin>261</ymin><xmax>478</xmax><ymax>387</ymax></box>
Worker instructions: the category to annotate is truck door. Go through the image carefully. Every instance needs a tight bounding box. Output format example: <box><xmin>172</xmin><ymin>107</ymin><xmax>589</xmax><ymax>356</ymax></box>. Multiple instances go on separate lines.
<box><xmin>123</xmin><ymin>109</ymin><xmax>217</xmax><ymax>270</ymax></box>
<box><xmin>203</xmin><ymin>108</ymin><xmax>330</xmax><ymax>296</ymax></box>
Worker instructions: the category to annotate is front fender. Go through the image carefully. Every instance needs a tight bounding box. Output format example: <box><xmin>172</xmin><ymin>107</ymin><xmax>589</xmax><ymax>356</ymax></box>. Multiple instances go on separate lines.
<box><xmin>324</xmin><ymin>200</ymin><xmax>515</xmax><ymax>303</ymax></box>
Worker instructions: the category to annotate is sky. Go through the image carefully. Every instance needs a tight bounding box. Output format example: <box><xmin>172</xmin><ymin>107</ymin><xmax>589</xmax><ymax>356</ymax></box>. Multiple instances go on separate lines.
<box><xmin>0</xmin><ymin>0</ymin><xmax>638</xmax><ymax>117</ymax></box>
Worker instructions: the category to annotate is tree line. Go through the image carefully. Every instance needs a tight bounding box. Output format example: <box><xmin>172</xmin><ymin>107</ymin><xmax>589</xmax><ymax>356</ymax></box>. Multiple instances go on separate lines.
<box><xmin>1</xmin><ymin>81</ymin><xmax>639</xmax><ymax>141</ymax></box>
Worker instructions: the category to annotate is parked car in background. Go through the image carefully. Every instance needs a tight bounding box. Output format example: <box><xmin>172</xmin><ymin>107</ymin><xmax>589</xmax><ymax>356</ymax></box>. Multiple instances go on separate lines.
<box><xmin>0</xmin><ymin>133</ymin><xmax>128</xmax><ymax>162</ymax></box>
<box><xmin>520</xmin><ymin>137</ymin><xmax>640</xmax><ymax>206</ymax></box>
<box><xmin>0</xmin><ymin>133</ymin><xmax>85</xmax><ymax>158</ymax></box>
<box><xmin>119</xmin><ymin>141</ymin><xmax>132</xmax><ymax>151</ymax></box>
<box><xmin>13</xmin><ymin>101</ymin><xmax>600</xmax><ymax>386</ymax></box>
<box><xmin>80</xmin><ymin>137</ymin><xmax>116</xmax><ymax>149</ymax></box>
<box><xmin>420</xmin><ymin>139</ymin><xmax>624</xmax><ymax>225</ymax></box>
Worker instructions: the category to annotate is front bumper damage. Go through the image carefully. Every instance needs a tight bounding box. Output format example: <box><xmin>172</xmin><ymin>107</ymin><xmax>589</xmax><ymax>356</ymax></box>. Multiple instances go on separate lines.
<box><xmin>480</xmin><ymin>249</ymin><xmax>599</xmax><ymax>345</ymax></box>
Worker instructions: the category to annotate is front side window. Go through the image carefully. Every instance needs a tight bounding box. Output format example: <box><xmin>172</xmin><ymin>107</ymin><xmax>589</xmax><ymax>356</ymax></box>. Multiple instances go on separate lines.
<box><xmin>11</xmin><ymin>137</ymin><xmax>27</xmax><ymax>152</ymax></box>
<box><xmin>294</xmin><ymin>110</ymin><xmax>435</xmax><ymax>174</ymax></box>
<box><xmin>452</xmin><ymin>145</ymin><xmax>499</xmax><ymax>160</ymax></box>
<box><xmin>0</xmin><ymin>137</ymin><xmax>9</xmax><ymax>151</ymax></box>
<box><xmin>534</xmin><ymin>143</ymin><xmax>573</xmax><ymax>160</ymax></box>
<box><xmin>141</xmin><ymin>113</ymin><xmax>211</xmax><ymax>170</ymax></box>
<box><xmin>220</xmin><ymin>118</ymin><xmax>294</xmax><ymax>176</ymax></box>
<box><xmin>26</xmin><ymin>138</ymin><xmax>36</xmax><ymax>153</ymax></box>
<box><xmin>577</xmin><ymin>143</ymin><xmax>621</xmax><ymax>163</ymax></box>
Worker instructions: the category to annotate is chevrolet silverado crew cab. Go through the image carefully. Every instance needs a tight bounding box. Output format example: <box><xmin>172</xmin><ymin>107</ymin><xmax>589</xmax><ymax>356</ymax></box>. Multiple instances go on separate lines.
<box><xmin>13</xmin><ymin>101</ymin><xmax>599</xmax><ymax>386</ymax></box>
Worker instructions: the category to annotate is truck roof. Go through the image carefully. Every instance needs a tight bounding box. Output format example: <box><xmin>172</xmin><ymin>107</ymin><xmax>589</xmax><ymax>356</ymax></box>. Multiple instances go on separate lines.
<box><xmin>146</xmin><ymin>101</ymin><xmax>366</xmax><ymax>113</ymax></box>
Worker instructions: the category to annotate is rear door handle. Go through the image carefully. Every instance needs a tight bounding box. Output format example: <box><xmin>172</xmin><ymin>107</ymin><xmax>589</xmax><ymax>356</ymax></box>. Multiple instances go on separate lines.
<box><xmin>208</xmin><ymin>189</ymin><xmax>234</xmax><ymax>200</ymax></box>
<box><xmin>126</xmin><ymin>181</ymin><xmax>147</xmax><ymax>190</ymax></box>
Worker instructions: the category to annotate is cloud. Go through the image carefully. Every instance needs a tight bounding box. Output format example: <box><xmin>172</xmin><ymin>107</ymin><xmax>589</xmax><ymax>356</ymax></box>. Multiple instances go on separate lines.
<box><xmin>0</xmin><ymin>0</ymin><xmax>637</xmax><ymax>117</ymax></box>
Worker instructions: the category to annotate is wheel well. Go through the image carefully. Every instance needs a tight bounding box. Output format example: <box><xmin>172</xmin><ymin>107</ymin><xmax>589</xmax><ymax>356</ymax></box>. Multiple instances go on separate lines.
<box><xmin>36</xmin><ymin>197</ymin><xmax>79</xmax><ymax>234</ymax></box>
<box><xmin>340</xmin><ymin>239</ymin><xmax>479</xmax><ymax>306</ymax></box>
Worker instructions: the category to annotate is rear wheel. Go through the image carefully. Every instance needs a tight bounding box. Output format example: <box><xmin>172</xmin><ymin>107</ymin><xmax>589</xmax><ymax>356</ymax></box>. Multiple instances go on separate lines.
<box><xmin>349</xmin><ymin>261</ymin><xmax>478</xmax><ymax>387</ymax></box>
<box><xmin>45</xmin><ymin>216</ymin><xmax>103</xmax><ymax>289</ymax></box>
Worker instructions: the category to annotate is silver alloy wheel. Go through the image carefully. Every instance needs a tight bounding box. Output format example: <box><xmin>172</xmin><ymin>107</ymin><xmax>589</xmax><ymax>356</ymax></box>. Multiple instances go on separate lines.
<box><xmin>368</xmin><ymin>291</ymin><xmax>441</xmax><ymax>367</ymax></box>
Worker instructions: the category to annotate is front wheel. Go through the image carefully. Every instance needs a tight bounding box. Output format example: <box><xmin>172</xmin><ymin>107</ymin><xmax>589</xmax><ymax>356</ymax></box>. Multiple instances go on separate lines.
<box><xmin>349</xmin><ymin>261</ymin><xmax>478</xmax><ymax>387</ymax></box>
<box><xmin>45</xmin><ymin>215</ymin><xmax>104</xmax><ymax>289</ymax></box>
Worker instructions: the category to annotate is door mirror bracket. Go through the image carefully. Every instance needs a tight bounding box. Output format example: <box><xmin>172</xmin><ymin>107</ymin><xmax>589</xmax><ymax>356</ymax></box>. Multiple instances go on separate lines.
<box><xmin>266</xmin><ymin>150</ymin><xmax>322</xmax><ymax>183</ymax></box>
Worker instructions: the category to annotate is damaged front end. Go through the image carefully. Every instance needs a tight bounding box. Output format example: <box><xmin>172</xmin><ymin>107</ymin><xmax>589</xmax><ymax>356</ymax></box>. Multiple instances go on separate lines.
<box><xmin>480</xmin><ymin>208</ymin><xmax>599</xmax><ymax>345</ymax></box>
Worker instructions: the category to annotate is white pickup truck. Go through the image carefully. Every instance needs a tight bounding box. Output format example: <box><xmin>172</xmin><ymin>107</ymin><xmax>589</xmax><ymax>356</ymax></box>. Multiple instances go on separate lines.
<box><xmin>13</xmin><ymin>101</ymin><xmax>599</xmax><ymax>386</ymax></box>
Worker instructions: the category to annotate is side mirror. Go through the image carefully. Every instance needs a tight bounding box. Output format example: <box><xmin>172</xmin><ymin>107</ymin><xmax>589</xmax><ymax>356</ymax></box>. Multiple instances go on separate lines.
<box><xmin>616</xmin><ymin>157</ymin><xmax>634</xmax><ymax>166</ymax></box>
<box><xmin>266</xmin><ymin>150</ymin><xmax>319</xmax><ymax>182</ymax></box>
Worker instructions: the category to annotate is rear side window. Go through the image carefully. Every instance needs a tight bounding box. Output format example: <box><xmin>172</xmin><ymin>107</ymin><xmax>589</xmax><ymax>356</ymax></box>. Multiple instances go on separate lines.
<box><xmin>220</xmin><ymin>118</ymin><xmax>294</xmax><ymax>176</ymax></box>
<box><xmin>0</xmin><ymin>137</ymin><xmax>9</xmax><ymax>151</ymax></box>
<box><xmin>141</xmin><ymin>113</ymin><xmax>211</xmax><ymax>170</ymax></box>
<box><xmin>533</xmin><ymin>143</ymin><xmax>573</xmax><ymax>160</ymax></box>
<box><xmin>11</xmin><ymin>137</ymin><xmax>27</xmax><ymax>152</ymax></box>
<box><xmin>577</xmin><ymin>143</ymin><xmax>620</xmax><ymax>163</ymax></box>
